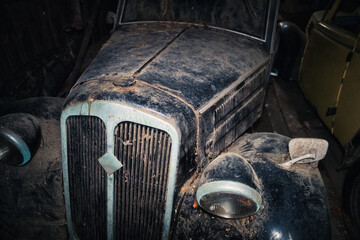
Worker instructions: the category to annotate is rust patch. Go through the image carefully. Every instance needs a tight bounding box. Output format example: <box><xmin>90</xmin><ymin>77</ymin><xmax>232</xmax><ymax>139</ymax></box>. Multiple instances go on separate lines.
<box><xmin>193</xmin><ymin>197</ymin><xmax>199</xmax><ymax>209</ymax></box>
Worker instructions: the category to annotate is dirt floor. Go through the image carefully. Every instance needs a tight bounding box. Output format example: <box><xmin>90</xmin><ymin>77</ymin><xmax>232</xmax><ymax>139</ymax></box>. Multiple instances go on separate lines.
<box><xmin>250</xmin><ymin>77</ymin><xmax>350</xmax><ymax>239</ymax></box>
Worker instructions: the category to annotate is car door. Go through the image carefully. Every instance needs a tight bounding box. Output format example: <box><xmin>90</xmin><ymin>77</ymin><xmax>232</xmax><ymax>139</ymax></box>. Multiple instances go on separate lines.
<box><xmin>300</xmin><ymin>0</ymin><xmax>360</xmax><ymax>146</ymax></box>
<box><xmin>334</xmin><ymin>36</ymin><xmax>360</xmax><ymax>146</ymax></box>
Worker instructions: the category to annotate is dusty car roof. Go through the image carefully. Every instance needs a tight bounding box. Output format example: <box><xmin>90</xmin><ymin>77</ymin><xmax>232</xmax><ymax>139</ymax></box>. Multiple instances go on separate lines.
<box><xmin>76</xmin><ymin>23</ymin><xmax>268</xmax><ymax>110</ymax></box>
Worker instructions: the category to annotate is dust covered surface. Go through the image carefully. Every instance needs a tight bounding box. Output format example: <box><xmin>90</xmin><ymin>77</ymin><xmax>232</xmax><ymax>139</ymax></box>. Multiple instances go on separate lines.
<box><xmin>0</xmin><ymin>103</ymin><xmax>66</xmax><ymax>239</ymax></box>
<box><xmin>174</xmin><ymin>133</ymin><xmax>331</xmax><ymax>239</ymax></box>
<box><xmin>136</xmin><ymin>26</ymin><xmax>268</xmax><ymax>110</ymax></box>
<box><xmin>71</xmin><ymin>23</ymin><xmax>267</xmax><ymax>110</ymax></box>
<box><xmin>197</xmin><ymin>153</ymin><xmax>261</xmax><ymax>193</ymax></box>
<box><xmin>65</xmin><ymin>77</ymin><xmax>198</xmax><ymax>159</ymax></box>
<box><xmin>122</xmin><ymin>0</ymin><xmax>270</xmax><ymax>39</ymax></box>
<box><xmin>172</xmin><ymin>178</ymin><xmax>249</xmax><ymax>240</ymax></box>
<box><xmin>76</xmin><ymin>23</ymin><xmax>185</xmax><ymax>83</ymax></box>
<box><xmin>65</xmin><ymin>22</ymin><xmax>269</xmax><ymax>175</ymax></box>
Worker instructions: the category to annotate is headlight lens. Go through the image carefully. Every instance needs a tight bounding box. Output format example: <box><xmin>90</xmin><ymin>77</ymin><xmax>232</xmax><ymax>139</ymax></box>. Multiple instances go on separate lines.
<box><xmin>196</xmin><ymin>153</ymin><xmax>262</xmax><ymax>218</ymax></box>
<box><xmin>196</xmin><ymin>181</ymin><xmax>261</xmax><ymax>219</ymax></box>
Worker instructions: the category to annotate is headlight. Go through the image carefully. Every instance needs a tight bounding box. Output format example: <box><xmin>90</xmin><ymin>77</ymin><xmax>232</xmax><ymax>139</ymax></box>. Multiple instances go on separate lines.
<box><xmin>196</xmin><ymin>153</ymin><xmax>262</xmax><ymax>219</ymax></box>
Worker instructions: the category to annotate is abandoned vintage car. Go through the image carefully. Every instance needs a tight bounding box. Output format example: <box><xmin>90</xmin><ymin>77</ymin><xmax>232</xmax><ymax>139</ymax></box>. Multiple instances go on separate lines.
<box><xmin>0</xmin><ymin>0</ymin><xmax>331</xmax><ymax>239</ymax></box>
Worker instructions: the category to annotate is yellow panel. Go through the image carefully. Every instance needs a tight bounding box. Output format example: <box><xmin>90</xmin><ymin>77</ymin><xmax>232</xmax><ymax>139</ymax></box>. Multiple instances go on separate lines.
<box><xmin>299</xmin><ymin>25</ymin><xmax>349</xmax><ymax>129</ymax></box>
<box><xmin>333</xmin><ymin>47</ymin><xmax>360</xmax><ymax>146</ymax></box>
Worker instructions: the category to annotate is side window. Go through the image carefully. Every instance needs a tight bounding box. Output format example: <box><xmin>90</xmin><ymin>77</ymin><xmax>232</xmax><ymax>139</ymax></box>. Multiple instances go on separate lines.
<box><xmin>332</xmin><ymin>0</ymin><xmax>360</xmax><ymax>35</ymax></box>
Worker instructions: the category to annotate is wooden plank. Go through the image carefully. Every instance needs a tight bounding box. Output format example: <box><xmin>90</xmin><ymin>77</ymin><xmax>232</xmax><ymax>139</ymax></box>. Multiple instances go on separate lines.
<box><xmin>272</xmin><ymin>78</ymin><xmax>307</xmax><ymax>137</ymax></box>
<box><xmin>262</xmin><ymin>79</ymin><xmax>291</xmax><ymax>136</ymax></box>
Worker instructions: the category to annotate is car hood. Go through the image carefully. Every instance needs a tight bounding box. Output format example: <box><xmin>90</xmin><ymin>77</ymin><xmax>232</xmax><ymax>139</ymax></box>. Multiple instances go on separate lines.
<box><xmin>75</xmin><ymin>23</ymin><xmax>269</xmax><ymax>110</ymax></box>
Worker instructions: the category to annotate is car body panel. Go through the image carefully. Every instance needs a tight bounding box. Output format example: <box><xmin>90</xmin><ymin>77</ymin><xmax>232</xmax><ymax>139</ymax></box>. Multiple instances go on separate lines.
<box><xmin>334</xmin><ymin>44</ymin><xmax>360</xmax><ymax>146</ymax></box>
<box><xmin>300</xmin><ymin>22</ymin><xmax>351</xmax><ymax>130</ymax></box>
<box><xmin>300</xmin><ymin>4</ymin><xmax>360</xmax><ymax>146</ymax></box>
<box><xmin>75</xmin><ymin>24</ymin><xmax>268</xmax><ymax>110</ymax></box>
<box><xmin>76</xmin><ymin>24</ymin><xmax>185</xmax><ymax>82</ymax></box>
<box><xmin>174</xmin><ymin>133</ymin><xmax>330</xmax><ymax>239</ymax></box>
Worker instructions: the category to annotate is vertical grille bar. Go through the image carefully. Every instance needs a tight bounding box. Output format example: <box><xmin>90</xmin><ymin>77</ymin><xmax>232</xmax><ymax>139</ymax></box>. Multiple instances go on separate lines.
<box><xmin>114</xmin><ymin>122</ymin><xmax>172</xmax><ymax>240</ymax></box>
<box><xmin>66</xmin><ymin>116</ymin><xmax>107</xmax><ymax>239</ymax></box>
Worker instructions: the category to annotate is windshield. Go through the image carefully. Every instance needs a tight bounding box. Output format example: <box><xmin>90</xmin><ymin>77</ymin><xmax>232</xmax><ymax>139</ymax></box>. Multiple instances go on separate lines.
<box><xmin>119</xmin><ymin>0</ymin><xmax>270</xmax><ymax>40</ymax></box>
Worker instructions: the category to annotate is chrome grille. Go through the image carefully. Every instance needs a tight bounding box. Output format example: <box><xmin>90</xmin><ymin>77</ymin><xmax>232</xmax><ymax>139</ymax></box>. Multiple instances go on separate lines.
<box><xmin>114</xmin><ymin>122</ymin><xmax>172</xmax><ymax>239</ymax></box>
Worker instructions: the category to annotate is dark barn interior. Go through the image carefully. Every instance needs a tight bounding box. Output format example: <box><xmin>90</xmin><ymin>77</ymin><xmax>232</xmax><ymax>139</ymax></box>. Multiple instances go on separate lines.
<box><xmin>0</xmin><ymin>0</ymin><xmax>117</xmax><ymax>102</ymax></box>
<box><xmin>0</xmin><ymin>0</ymin><xmax>358</xmax><ymax>239</ymax></box>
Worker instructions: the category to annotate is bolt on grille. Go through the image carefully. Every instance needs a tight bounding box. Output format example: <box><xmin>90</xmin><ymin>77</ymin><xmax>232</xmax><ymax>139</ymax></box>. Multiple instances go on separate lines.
<box><xmin>114</xmin><ymin>122</ymin><xmax>172</xmax><ymax>239</ymax></box>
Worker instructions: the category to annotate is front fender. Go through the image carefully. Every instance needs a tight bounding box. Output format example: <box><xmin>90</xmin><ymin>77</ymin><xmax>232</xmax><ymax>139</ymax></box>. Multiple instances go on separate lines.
<box><xmin>173</xmin><ymin>133</ymin><xmax>331</xmax><ymax>239</ymax></box>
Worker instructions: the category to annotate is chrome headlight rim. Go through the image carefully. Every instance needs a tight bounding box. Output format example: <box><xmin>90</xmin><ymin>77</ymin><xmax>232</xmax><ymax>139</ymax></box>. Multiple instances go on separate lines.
<box><xmin>196</xmin><ymin>180</ymin><xmax>262</xmax><ymax>219</ymax></box>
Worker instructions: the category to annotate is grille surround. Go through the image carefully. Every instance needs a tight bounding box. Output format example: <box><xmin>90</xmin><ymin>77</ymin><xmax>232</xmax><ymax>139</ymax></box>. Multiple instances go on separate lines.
<box><xmin>61</xmin><ymin>101</ymin><xmax>180</xmax><ymax>240</ymax></box>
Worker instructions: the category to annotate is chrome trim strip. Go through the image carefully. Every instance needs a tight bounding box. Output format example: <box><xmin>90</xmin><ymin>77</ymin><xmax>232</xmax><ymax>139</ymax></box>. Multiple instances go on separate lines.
<box><xmin>106</xmin><ymin>119</ymin><xmax>115</xmax><ymax>240</ymax></box>
<box><xmin>113</xmin><ymin>0</ymin><xmax>126</xmax><ymax>32</ymax></box>
<box><xmin>263</xmin><ymin>0</ymin><xmax>272</xmax><ymax>44</ymax></box>
<box><xmin>118</xmin><ymin>0</ymin><xmax>126</xmax><ymax>25</ymax></box>
<box><xmin>61</xmin><ymin>101</ymin><xmax>180</xmax><ymax>240</ymax></box>
<box><xmin>270</xmin><ymin>0</ymin><xmax>280</xmax><ymax>54</ymax></box>
<box><xmin>107</xmin><ymin>174</ymin><xmax>114</xmax><ymax>240</ymax></box>
<box><xmin>196</xmin><ymin>180</ymin><xmax>262</xmax><ymax>213</ymax></box>
<box><xmin>0</xmin><ymin>128</ymin><xmax>31</xmax><ymax>166</ymax></box>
